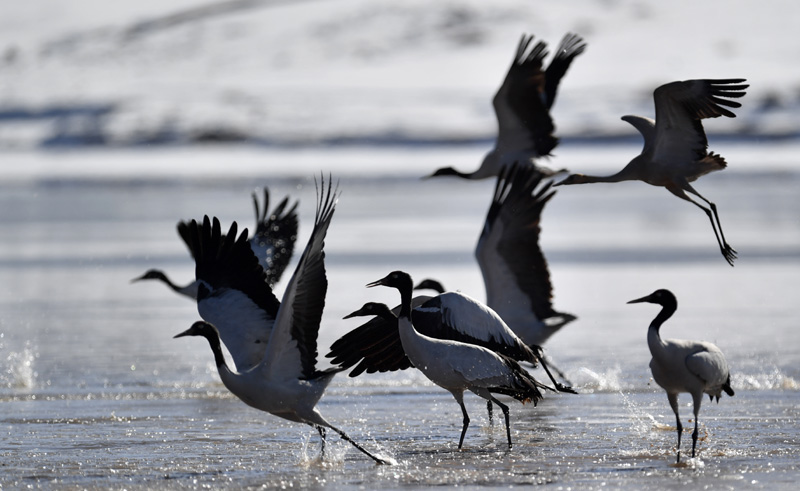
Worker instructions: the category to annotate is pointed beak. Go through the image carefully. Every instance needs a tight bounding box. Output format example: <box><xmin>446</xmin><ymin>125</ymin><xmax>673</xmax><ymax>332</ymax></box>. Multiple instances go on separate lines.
<box><xmin>130</xmin><ymin>274</ymin><xmax>146</xmax><ymax>283</ymax></box>
<box><xmin>342</xmin><ymin>309</ymin><xmax>364</xmax><ymax>319</ymax></box>
<box><xmin>173</xmin><ymin>328</ymin><xmax>193</xmax><ymax>339</ymax></box>
<box><xmin>627</xmin><ymin>294</ymin><xmax>651</xmax><ymax>304</ymax></box>
<box><xmin>365</xmin><ymin>279</ymin><xmax>384</xmax><ymax>288</ymax></box>
<box><xmin>343</xmin><ymin>310</ymin><xmax>361</xmax><ymax>320</ymax></box>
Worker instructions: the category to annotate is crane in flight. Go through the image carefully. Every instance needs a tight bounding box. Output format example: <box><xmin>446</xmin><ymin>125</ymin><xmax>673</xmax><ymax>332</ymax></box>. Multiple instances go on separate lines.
<box><xmin>555</xmin><ymin>78</ymin><xmax>748</xmax><ymax>266</ymax></box>
<box><xmin>428</xmin><ymin>33</ymin><xmax>586</xmax><ymax>180</ymax></box>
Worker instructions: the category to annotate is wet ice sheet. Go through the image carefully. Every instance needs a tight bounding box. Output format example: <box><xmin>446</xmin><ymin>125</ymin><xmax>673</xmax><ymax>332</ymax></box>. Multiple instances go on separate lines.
<box><xmin>0</xmin><ymin>146</ymin><xmax>799</xmax><ymax>488</ymax></box>
<box><xmin>1</xmin><ymin>388</ymin><xmax>798</xmax><ymax>489</ymax></box>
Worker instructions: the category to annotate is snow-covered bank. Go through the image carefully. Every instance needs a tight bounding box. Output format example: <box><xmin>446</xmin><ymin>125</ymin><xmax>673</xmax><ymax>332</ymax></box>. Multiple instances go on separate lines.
<box><xmin>1</xmin><ymin>0</ymin><xmax>799</xmax><ymax>149</ymax></box>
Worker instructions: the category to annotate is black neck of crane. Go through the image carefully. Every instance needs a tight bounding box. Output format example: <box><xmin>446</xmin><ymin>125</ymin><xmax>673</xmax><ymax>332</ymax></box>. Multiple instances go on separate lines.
<box><xmin>649</xmin><ymin>300</ymin><xmax>677</xmax><ymax>333</ymax></box>
<box><xmin>201</xmin><ymin>329</ymin><xmax>228</xmax><ymax>370</ymax></box>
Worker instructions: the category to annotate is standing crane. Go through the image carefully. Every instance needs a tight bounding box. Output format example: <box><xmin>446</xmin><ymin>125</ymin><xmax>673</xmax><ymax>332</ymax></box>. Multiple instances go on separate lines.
<box><xmin>365</xmin><ymin>270</ymin><xmax>552</xmax><ymax>450</ymax></box>
<box><xmin>628</xmin><ymin>289</ymin><xmax>735</xmax><ymax>462</ymax></box>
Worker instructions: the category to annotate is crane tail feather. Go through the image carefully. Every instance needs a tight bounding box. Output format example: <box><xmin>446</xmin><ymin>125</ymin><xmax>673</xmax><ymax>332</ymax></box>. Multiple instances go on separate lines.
<box><xmin>722</xmin><ymin>373</ymin><xmax>735</xmax><ymax>397</ymax></box>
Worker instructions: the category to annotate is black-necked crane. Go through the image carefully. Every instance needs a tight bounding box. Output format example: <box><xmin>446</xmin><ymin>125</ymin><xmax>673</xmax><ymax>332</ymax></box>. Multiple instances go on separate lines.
<box><xmin>173</xmin><ymin>178</ymin><xmax>390</xmax><ymax>465</ymax></box>
<box><xmin>555</xmin><ymin>78</ymin><xmax>748</xmax><ymax>266</ymax></box>
<box><xmin>362</xmin><ymin>270</ymin><xmax>553</xmax><ymax>450</ymax></box>
<box><xmin>332</xmin><ymin>295</ymin><xmax>572</xmax><ymax>427</ymax></box>
<box><xmin>328</xmin><ymin>280</ymin><xmax>575</xmax><ymax>393</ymax></box>
<box><xmin>427</xmin><ymin>33</ymin><xmax>586</xmax><ymax>180</ymax></box>
<box><xmin>132</xmin><ymin>187</ymin><xmax>298</xmax><ymax>297</ymax></box>
<box><xmin>627</xmin><ymin>289</ymin><xmax>734</xmax><ymax>463</ymax></box>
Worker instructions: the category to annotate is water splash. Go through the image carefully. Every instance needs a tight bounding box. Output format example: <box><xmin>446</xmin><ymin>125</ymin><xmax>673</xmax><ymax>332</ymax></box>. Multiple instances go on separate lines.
<box><xmin>617</xmin><ymin>389</ymin><xmax>660</xmax><ymax>436</ymax></box>
<box><xmin>671</xmin><ymin>457</ymin><xmax>705</xmax><ymax>469</ymax></box>
<box><xmin>296</xmin><ymin>428</ymin><xmax>398</xmax><ymax>467</ymax></box>
<box><xmin>735</xmin><ymin>367</ymin><xmax>798</xmax><ymax>390</ymax></box>
<box><xmin>572</xmin><ymin>366</ymin><xmax>624</xmax><ymax>393</ymax></box>
<box><xmin>297</xmin><ymin>430</ymin><xmax>347</xmax><ymax>468</ymax></box>
<box><xmin>2</xmin><ymin>344</ymin><xmax>38</xmax><ymax>389</ymax></box>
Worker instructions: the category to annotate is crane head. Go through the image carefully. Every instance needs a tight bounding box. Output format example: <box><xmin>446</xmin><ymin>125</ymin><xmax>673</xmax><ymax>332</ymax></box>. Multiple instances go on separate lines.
<box><xmin>366</xmin><ymin>270</ymin><xmax>413</xmax><ymax>293</ymax></box>
<box><xmin>131</xmin><ymin>269</ymin><xmax>167</xmax><ymax>283</ymax></box>
<box><xmin>174</xmin><ymin>320</ymin><xmax>219</xmax><ymax>339</ymax></box>
<box><xmin>344</xmin><ymin>302</ymin><xmax>395</xmax><ymax>321</ymax></box>
<box><xmin>626</xmin><ymin>289</ymin><xmax>677</xmax><ymax>307</ymax></box>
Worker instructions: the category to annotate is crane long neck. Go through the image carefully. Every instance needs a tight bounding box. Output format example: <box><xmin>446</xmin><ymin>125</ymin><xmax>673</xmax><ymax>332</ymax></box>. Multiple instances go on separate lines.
<box><xmin>649</xmin><ymin>302</ymin><xmax>676</xmax><ymax>332</ymax></box>
<box><xmin>435</xmin><ymin>167</ymin><xmax>475</xmax><ymax>179</ymax></box>
<box><xmin>398</xmin><ymin>284</ymin><xmax>413</xmax><ymax>321</ymax></box>
<box><xmin>157</xmin><ymin>272</ymin><xmax>197</xmax><ymax>298</ymax></box>
<box><xmin>572</xmin><ymin>159</ymin><xmax>644</xmax><ymax>184</ymax></box>
<box><xmin>647</xmin><ymin>302</ymin><xmax>677</xmax><ymax>354</ymax></box>
<box><xmin>579</xmin><ymin>168</ymin><xmax>637</xmax><ymax>183</ymax></box>
<box><xmin>152</xmin><ymin>271</ymin><xmax>180</xmax><ymax>292</ymax></box>
<box><xmin>202</xmin><ymin>330</ymin><xmax>230</xmax><ymax>372</ymax></box>
<box><xmin>394</xmin><ymin>282</ymin><xmax>427</xmax><ymax>367</ymax></box>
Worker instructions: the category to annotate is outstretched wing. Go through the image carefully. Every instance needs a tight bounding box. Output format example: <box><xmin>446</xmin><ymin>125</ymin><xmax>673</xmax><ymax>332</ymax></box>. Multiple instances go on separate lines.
<box><xmin>251</xmin><ymin>188</ymin><xmax>299</xmax><ymax>288</ymax></box>
<box><xmin>652</xmin><ymin>78</ymin><xmax>748</xmax><ymax>164</ymax></box>
<box><xmin>326</xmin><ymin>297</ymin><xmax>433</xmax><ymax>377</ymax></box>
<box><xmin>180</xmin><ymin>216</ymin><xmax>280</xmax><ymax>371</ymax></box>
<box><xmin>328</xmin><ymin>313</ymin><xmax>411</xmax><ymax>377</ymax></box>
<box><xmin>544</xmin><ymin>33</ymin><xmax>586</xmax><ymax>109</ymax></box>
<box><xmin>492</xmin><ymin>34</ymin><xmax>557</xmax><ymax>157</ymax></box>
<box><xmin>261</xmin><ymin>176</ymin><xmax>338</xmax><ymax>380</ymax></box>
<box><xmin>476</xmin><ymin>164</ymin><xmax>564</xmax><ymax>329</ymax></box>
<box><xmin>329</xmin><ymin>292</ymin><xmax>540</xmax><ymax>376</ymax></box>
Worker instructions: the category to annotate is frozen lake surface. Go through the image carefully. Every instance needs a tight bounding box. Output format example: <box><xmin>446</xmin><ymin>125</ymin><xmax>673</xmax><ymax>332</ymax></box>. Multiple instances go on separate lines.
<box><xmin>0</xmin><ymin>144</ymin><xmax>798</xmax><ymax>489</ymax></box>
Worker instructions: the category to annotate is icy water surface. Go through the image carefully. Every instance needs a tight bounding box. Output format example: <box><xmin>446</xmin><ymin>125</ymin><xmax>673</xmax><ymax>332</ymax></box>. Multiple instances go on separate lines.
<box><xmin>0</xmin><ymin>146</ymin><xmax>799</xmax><ymax>489</ymax></box>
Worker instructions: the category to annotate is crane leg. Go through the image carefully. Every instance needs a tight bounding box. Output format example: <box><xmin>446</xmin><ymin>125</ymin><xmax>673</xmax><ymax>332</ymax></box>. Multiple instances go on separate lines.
<box><xmin>691</xmin><ymin>394</ymin><xmax>703</xmax><ymax>459</ymax></box>
<box><xmin>316</xmin><ymin>425</ymin><xmax>327</xmax><ymax>456</ymax></box>
<box><xmin>458</xmin><ymin>405</ymin><xmax>471</xmax><ymax>450</ymax></box>
<box><xmin>487</xmin><ymin>400</ymin><xmax>494</xmax><ymax>425</ymax></box>
<box><xmin>698</xmin><ymin>201</ymin><xmax>736</xmax><ymax>265</ymax></box>
<box><xmin>489</xmin><ymin>396</ymin><xmax>513</xmax><ymax>449</ymax></box>
<box><xmin>454</xmin><ymin>392</ymin><xmax>470</xmax><ymax>450</ymax></box>
<box><xmin>679</xmin><ymin>183</ymin><xmax>736</xmax><ymax>266</ymax></box>
<box><xmin>543</xmin><ymin>355</ymin><xmax>573</xmax><ymax>386</ymax></box>
<box><xmin>536</xmin><ymin>352</ymin><xmax>577</xmax><ymax>393</ymax></box>
<box><xmin>668</xmin><ymin>393</ymin><xmax>682</xmax><ymax>463</ymax></box>
<box><xmin>325</xmin><ymin>423</ymin><xmax>390</xmax><ymax>465</ymax></box>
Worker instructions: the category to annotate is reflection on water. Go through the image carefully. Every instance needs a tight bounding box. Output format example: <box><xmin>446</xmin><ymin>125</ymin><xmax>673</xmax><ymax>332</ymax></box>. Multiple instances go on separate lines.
<box><xmin>0</xmin><ymin>156</ymin><xmax>799</xmax><ymax>488</ymax></box>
